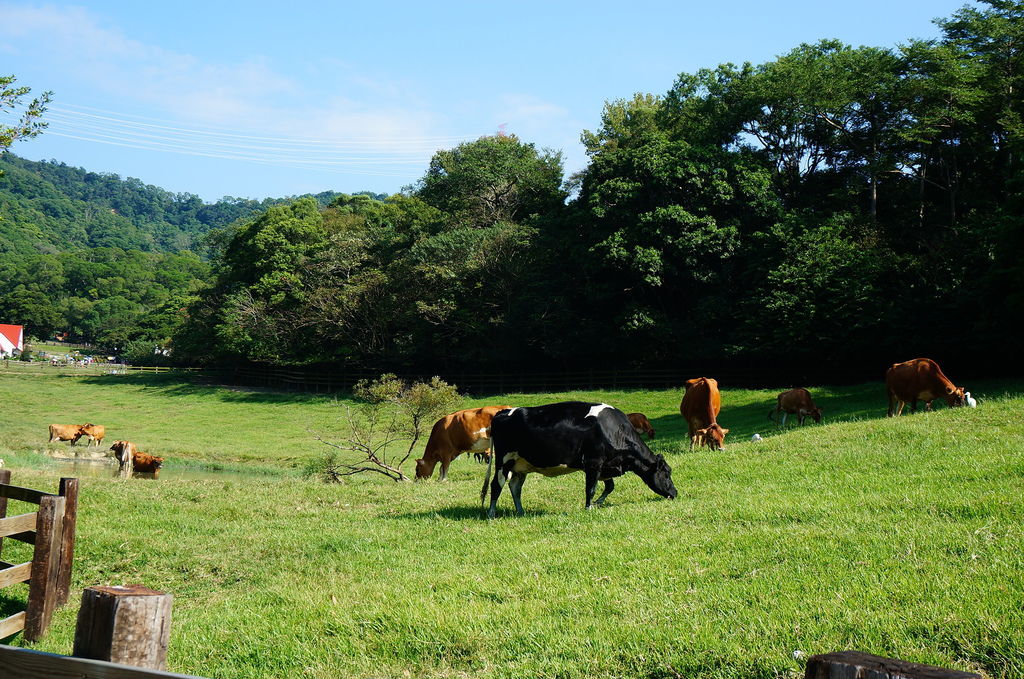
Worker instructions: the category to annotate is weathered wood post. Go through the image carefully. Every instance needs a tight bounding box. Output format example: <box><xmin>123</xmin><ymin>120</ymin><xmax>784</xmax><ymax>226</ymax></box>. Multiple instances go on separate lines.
<box><xmin>23</xmin><ymin>494</ymin><xmax>65</xmax><ymax>641</ymax></box>
<box><xmin>55</xmin><ymin>477</ymin><xmax>79</xmax><ymax>606</ymax></box>
<box><xmin>805</xmin><ymin>651</ymin><xmax>982</xmax><ymax>679</ymax></box>
<box><xmin>73</xmin><ymin>585</ymin><xmax>173</xmax><ymax>670</ymax></box>
<box><xmin>0</xmin><ymin>468</ymin><xmax>9</xmax><ymax>557</ymax></box>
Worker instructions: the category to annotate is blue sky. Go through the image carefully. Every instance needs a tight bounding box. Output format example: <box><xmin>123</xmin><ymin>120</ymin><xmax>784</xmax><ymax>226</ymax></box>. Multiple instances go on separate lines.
<box><xmin>2</xmin><ymin>1</ymin><xmax>978</xmax><ymax>201</ymax></box>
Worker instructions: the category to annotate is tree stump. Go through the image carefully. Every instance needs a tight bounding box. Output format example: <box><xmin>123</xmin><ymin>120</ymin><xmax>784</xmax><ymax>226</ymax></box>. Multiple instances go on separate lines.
<box><xmin>73</xmin><ymin>585</ymin><xmax>173</xmax><ymax>670</ymax></box>
<box><xmin>805</xmin><ymin>651</ymin><xmax>981</xmax><ymax>679</ymax></box>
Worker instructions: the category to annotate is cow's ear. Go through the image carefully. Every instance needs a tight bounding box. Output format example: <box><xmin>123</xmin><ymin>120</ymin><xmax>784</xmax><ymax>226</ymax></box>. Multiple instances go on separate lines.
<box><xmin>721</xmin><ymin>428</ymin><xmax>730</xmax><ymax>435</ymax></box>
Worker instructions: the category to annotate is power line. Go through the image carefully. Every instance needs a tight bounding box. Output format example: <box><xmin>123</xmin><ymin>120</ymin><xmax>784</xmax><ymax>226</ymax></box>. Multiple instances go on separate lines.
<box><xmin>41</xmin><ymin>103</ymin><xmax>488</xmax><ymax>175</ymax></box>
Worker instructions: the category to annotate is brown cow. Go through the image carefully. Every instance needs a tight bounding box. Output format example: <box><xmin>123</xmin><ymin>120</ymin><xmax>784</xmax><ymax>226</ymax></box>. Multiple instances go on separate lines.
<box><xmin>886</xmin><ymin>358</ymin><xmax>966</xmax><ymax>416</ymax></box>
<box><xmin>49</xmin><ymin>423</ymin><xmax>85</xmax><ymax>445</ymax></box>
<box><xmin>769</xmin><ymin>388</ymin><xmax>822</xmax><ymax>426</ymax></box>
<box><xmin>130</xmin><ymin>451</ymin><xmax>164</xmax><ymax>474</ymax></box>
<box><xmin>626</xmin><ymin>412</ymin><xmax>656</xmax><ymax>439</ymax></box>
<box><xmin>679</xmin><ymin>377</ymin><xmax>729</xmax><ymax>450</ymax></box>
<box><xmin>109</xmin><ymin>440</ymin><xmax>137</xmax><ymax>470</ymax></box>
<box><xmin>415</xmin><ymin>405</ymin><xmax>512</xmax><ymax>480</ymax></box>
<box><xmin>74</xmin><ymin>423</ymin><xmax>106</xmax><ymax>447</ymax></box>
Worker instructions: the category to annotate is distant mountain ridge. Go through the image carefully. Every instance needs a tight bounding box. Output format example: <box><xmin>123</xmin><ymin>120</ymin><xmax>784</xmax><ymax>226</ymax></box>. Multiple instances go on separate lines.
<box><xmin>0</xmin><ymin>153</ymin><xmax>379</xmax><ymax>256</ymax></box>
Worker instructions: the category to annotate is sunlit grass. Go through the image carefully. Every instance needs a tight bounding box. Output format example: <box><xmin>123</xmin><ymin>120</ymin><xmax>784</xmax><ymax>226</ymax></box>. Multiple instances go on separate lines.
<box><xmin>1</xmin><ymin>372</ymin><xmax>1021</xmax><ymax>678</ymax></box>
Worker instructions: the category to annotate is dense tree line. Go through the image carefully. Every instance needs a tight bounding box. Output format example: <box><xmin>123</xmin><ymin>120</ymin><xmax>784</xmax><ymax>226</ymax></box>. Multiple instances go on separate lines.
<box><xmin>0</xmin><ymin>153</ymin><xmax>386</xmax><ymax>358</ymax></box>
<box><xmin>0</xmin><ymin>247</ymin><xmax>210</xmax><ymax>360</ymax></box>
<box><xmin>176</xmin><ymin>2</ymin><xmax>1023</xmax><ymax>378</ymax></box>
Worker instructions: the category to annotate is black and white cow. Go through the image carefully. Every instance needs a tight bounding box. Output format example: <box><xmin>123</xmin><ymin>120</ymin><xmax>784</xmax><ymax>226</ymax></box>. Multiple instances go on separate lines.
<box><xmin>481</xmin><ymin>401</ymin><xmax>677</xmax><ymax>518</ymax></box>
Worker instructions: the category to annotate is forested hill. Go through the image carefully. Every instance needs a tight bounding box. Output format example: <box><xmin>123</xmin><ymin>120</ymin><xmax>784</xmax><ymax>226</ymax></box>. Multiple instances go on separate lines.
<box><xmin>0</xmin><ymin>153</ymin><xmax>388</xmax><ymax>360</ymax></box>
<box><xmin>0</xmin><ymin>153</ymin><xmax>367</xmax><ymax>255</ymax></box>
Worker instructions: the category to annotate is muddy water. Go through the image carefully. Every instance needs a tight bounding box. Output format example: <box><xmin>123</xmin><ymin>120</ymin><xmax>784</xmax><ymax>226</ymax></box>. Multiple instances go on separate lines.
<box><xmin>45</xmin><ymin>456</ymin><xmax>273</xmax><ymax>483</ymax></box>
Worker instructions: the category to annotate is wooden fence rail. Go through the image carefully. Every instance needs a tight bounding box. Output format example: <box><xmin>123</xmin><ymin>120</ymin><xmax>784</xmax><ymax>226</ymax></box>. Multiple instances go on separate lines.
<box><xmin>0</xmin><ymin>645</ymin><xmax>983</xmax><ymax>679</ymax></box>
<box><xmin>0</xmin><ymin>644</ymin><xmax>203</xmax><ymax>679</ymax></box>
<box><xmin>0</xmin><ymin>471</ymin><xmax>78</xmax><ymax>642</ymax></box>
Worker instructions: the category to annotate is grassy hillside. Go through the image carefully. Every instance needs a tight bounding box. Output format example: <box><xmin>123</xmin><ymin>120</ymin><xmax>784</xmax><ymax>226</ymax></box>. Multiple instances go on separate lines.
<box><xmin>0</xmin><ymin>371</ymin><xmax>1021</xmax><ymax>678</ymax></box>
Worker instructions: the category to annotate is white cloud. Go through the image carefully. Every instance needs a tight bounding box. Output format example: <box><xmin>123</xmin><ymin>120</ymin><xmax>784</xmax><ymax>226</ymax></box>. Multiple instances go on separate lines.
<box><xmin>0</xmin><ymin>2</ymin><xmax>449</xmax><ymax>151</ymax></box>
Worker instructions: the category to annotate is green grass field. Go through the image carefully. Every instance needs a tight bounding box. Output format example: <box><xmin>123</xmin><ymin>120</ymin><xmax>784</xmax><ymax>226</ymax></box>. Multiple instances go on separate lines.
<box><xmin>1</xmin><ymin>371</ymin><xmax>1021</xmax><ymax>678</ymax></box>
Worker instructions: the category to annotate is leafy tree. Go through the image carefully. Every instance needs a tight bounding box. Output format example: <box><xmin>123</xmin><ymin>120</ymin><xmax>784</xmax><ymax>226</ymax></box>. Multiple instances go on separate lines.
<box><xmin>309</xmin><ymin>374</ymin><xmax>461</xmax><ymax>482</ymax></box>
<box><xmin>415</xmin><ymin>134</ymin><xmax>566</xmax><ymax>228</ymax></box>
<box><xmin>1</xmin><ymin>75</ymin><xmax>50</xmax><ymax>152</ymax></box>
<box><xmin>0</xmin><ymin>286</ymin><xmax>61</xmax><ymax>338</ymax></box>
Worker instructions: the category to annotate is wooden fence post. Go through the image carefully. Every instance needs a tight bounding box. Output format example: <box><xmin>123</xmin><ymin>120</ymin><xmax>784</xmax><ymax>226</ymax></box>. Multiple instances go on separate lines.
<box><xmin>804</xmin><ymin>651</ymin><xmax>981</xmax><ymax>679</ymax></box>
<box><xmin>74</xmin><ymin>585</ymin><xmax>173</xmax><ymax>670</ymax></box>
<box><xmin>24</xmin><ymin>494</ymin><xmax>65</xmax><ymax>641</ymax></box>
<box><xmin>55</xmin><ymin>478</ymin><xmax>79</xmax><ymax>607</ymax></box>
<box><xmin>0</xmin><ymin>468</ymin><xmax>9</xmax><ymax>557</ymax></box>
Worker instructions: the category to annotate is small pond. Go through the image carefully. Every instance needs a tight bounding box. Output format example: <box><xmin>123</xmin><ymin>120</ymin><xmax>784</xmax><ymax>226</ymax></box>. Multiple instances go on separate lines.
<box><xmin>43</xmin><ymin>455</ymin><xmax>276</xmax><ymax>483</ymax></box>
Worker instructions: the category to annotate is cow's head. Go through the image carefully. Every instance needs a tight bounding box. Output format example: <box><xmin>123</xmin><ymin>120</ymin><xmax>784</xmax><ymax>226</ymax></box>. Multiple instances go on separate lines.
<box><xmin>695</xmin><ymin>424</ymin><xmax>729</xmax><ymax>451</ymax></box>
<box><xmin>414</xmin><ymin>457</ymin><xmax>436</xmax><ymax>480</ymax></box>
<box><xmin>809</xmin><ymin>407</ymin><xmax>823</xmax><ymax>423</ymax></box>
<box><xmin>72</xmin><ymin>425</ymin><xmax>89</xmax><ymax>443</ymax></box>
<box><xmin>638</xmin><ymin>453</ymin><xmax>676</xmax><ymax>499</ymax></box>
<box><xmin>945</xmin><ymin>385</ymin><xmax>966</xmax><ymax>407</ymax></box>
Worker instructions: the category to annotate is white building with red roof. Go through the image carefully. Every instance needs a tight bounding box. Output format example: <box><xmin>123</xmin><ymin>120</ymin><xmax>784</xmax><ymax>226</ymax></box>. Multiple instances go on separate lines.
<box><xmin>0</xmin><ymin>324</ymin><xmax>24</xmax><ymax>356</ymax></box>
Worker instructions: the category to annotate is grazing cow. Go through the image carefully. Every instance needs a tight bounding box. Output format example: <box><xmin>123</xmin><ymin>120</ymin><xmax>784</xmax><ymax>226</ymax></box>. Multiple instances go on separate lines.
<box><xmin>482</xmin><ymin>401</ymin><xmax>676</xmax><ymax>517</ymax></box>
<box><xmin>130</xmin><ymin>451</ymin><xmax>164</xmax><ymax>474</ymax></box>
<box><xmin>415</xmin><ymin>405</ymin><xmax>513</xmax><ymax>480</ymax></box>
<box><xmin>886</xmin><ymin>358</ymin><xmax>966</xmax><ymax>417</ymax></box>
<box><xmin>109</xmin><ymin>440</ymin><xmax>137</xmax><ymax>471</ymax></box>
<box><xmin>49</xmin><ymin>424</ymin><xmax>85</xmax><ymax>445</ymax></box>
<box><xmin>769</xmin><ymin>388</ymin><xmax>823</xmax><ymax>426</ymax></box>
<box><xmin>74</xmin><ymin>423</ymin><xmax>106</xmax><ymax>447</ymax></box>
<box><xmin>626</xmin><ymin>412</ymin><xmax>656</xmax><ymax>439</ymax></box>
<box><xmin>679</xmin><ymin>377</ymin><xmax>729</xmax><ymax>450</ymax></box>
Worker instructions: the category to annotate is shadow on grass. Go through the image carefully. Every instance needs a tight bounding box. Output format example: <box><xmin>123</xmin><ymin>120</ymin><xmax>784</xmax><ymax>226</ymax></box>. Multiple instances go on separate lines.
<box><xmin>647</xmin><ymin>382</ymin><xmax>895</xmax><ymax>445</ymax></box>
<box><xmin>78</xmin><ymin>372</ymin><xmax>337</xmax><ymax>405</ymax></box>
<box><xmin>0</xmin><ymin>592</ymin><xmax>26</xmax><ymax>642</ymax></box>
<box><xmin>392</xmin><ymin>505</ymin><xmax>552</xmax><ymax>521</ymax></box>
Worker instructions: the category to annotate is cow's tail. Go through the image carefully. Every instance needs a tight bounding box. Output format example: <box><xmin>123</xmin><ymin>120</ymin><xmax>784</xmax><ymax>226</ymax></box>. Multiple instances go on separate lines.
<box><xmin>480</xmin><ymin>441</ymin><xmax>494</xmax><ymax>507</ymax></box>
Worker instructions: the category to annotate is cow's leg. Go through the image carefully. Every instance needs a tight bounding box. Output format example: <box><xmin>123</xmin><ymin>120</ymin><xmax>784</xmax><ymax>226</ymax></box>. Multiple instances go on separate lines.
<box><xmin>924</xmin><ymin>400</ymin><xmax>934</xmax><ymax>412</ymax></box>
<box><xmin>781</xmin><ymin>412</ymin><xmax>788</xmax><ymax>427</ymax></box>
<box><xmin>797</xmin><ymin>412</ymin><xmax>806</xmax><ymax>426</ymax></box>
<box><xmin>486</xmin><ymin>463</ymin><xmax>512</xmax><ymax>519</ymax></box>
<box><xmin>439</xmin><ymin>455</ymin><xmax>452</xmax><ymax>482</ymax></box>
<box><xmin>895</xmin><ymin>401</ymin><xmax>906</xmax><ymax>416</ymax></box>
<box><xmin>910</xmin><ymin>399</ymin><xmax>918</xmax><ymax>414</ymax></box>
<box><xmin>584</xmin><ymin>467</ymin><xmax>601</xmax><ymax>509</ymax></box>
<box><xmin>595</xmin><ymin>478</ymin><xmax>615</xmax><ymax>506</ymax></box>
<box><xmin>508</xmin><ymin>472</ymin><xmax>527</xmax><ymax>516</ymax></box>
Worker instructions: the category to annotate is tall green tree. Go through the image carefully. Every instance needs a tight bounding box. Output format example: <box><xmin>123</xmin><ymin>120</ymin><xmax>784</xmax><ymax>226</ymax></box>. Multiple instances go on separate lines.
<box><xmin>415</xmin><ymin>134</ymin><xmax>566</xmax><ymax>228</ymax></box>
<box><xmin>1</xmin><ymin>75</ymin><xmax>50</xmax><ymax>152</ymax></box>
